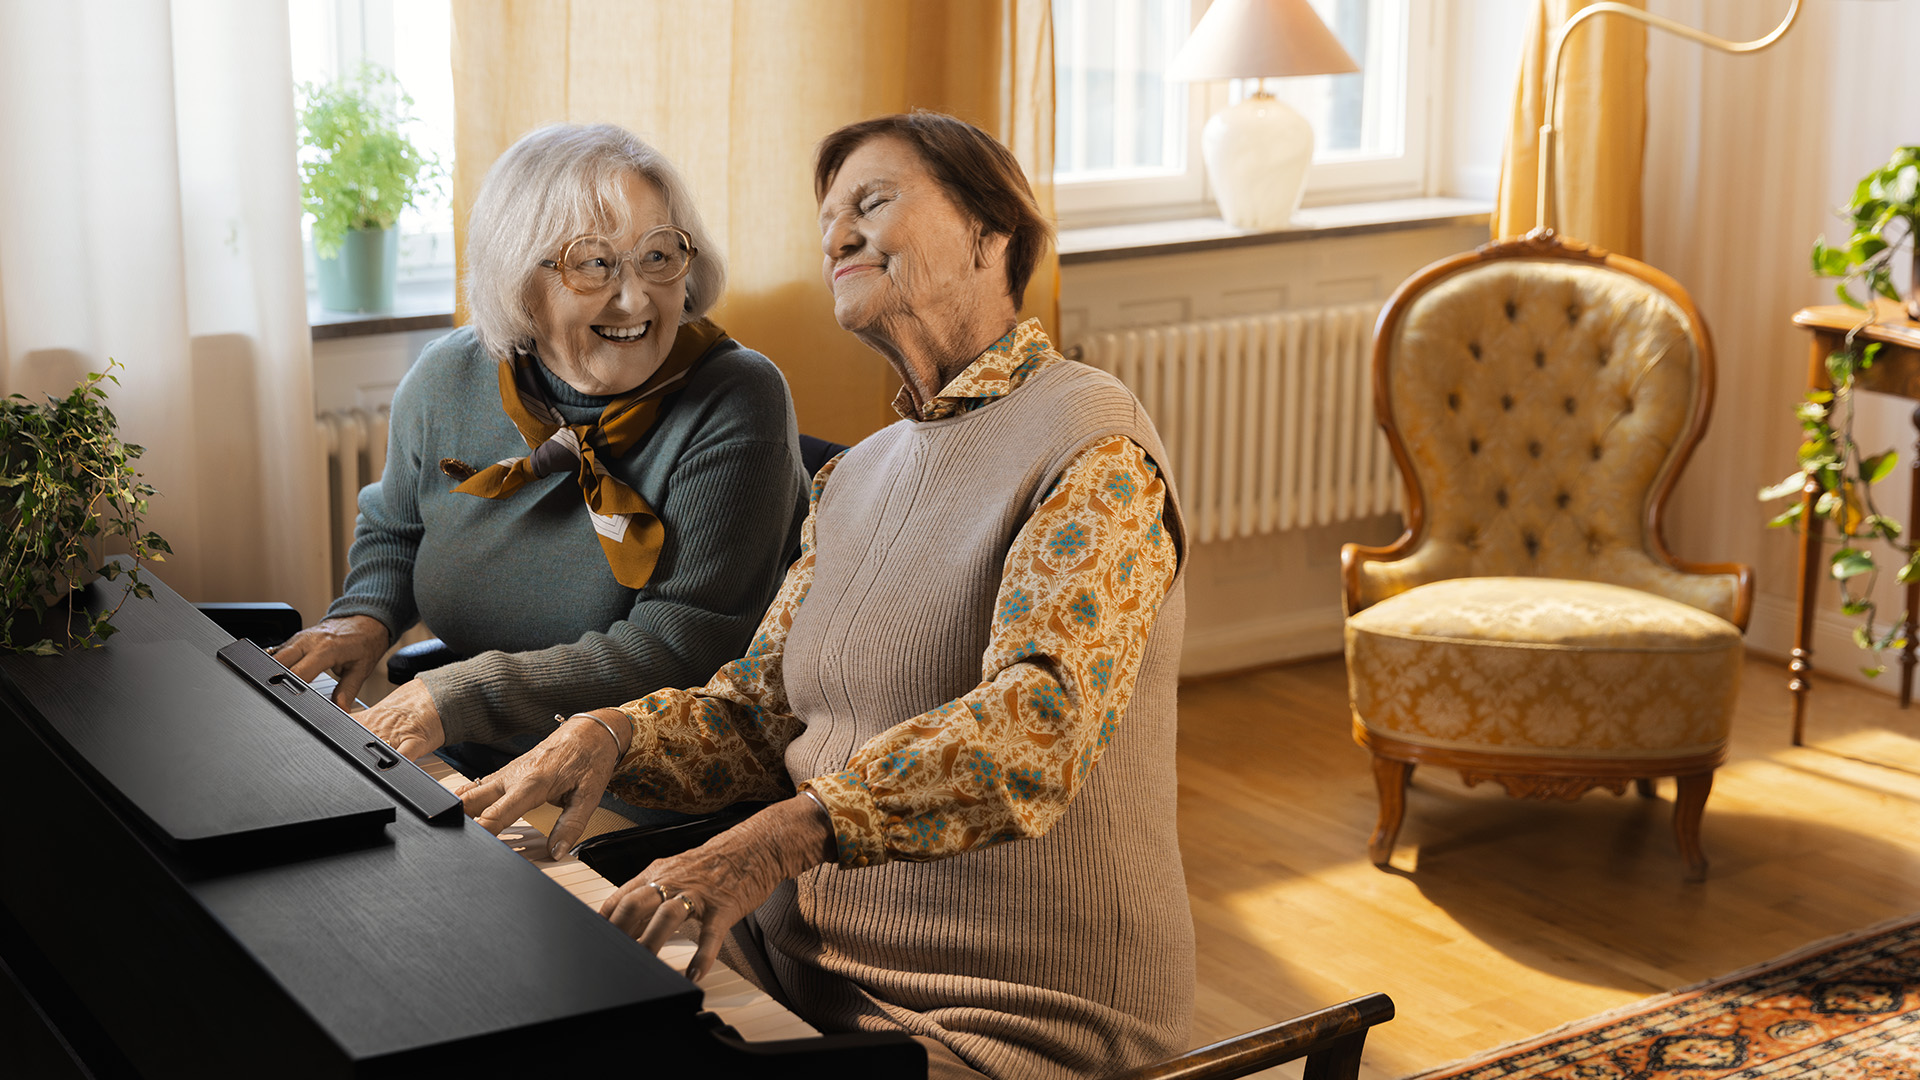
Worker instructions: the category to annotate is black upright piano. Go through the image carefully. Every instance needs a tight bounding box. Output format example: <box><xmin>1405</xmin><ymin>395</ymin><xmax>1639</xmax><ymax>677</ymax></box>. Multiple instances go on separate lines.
<box><xmin>0</xmin><ymin>564</ymin><xmax>922</xmax><ymax>1078</ymax></box>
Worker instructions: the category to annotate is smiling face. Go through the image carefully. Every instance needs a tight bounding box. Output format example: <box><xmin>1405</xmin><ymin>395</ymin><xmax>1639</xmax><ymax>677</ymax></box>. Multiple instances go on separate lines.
<box><xmin>527</xmin><ymin>171</ymin><xmax>686</xmax><ymax>396</ymax></box>
<box><xmin>818</xmin><ymin>136</ymin><xmax>1008</xmax><ymax>352</ymax></box>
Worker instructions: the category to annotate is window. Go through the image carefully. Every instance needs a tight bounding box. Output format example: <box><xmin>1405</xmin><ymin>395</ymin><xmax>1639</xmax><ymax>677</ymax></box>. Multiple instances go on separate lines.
<box><xmin>287</xmin><ymin>0</ymin><xmax>456</xmax><ymax>287</ymax></box>
<box><xmin>1053</xmin><ymin>0</ymin><xmax>1430</xmax><ymax>225</ymax></box>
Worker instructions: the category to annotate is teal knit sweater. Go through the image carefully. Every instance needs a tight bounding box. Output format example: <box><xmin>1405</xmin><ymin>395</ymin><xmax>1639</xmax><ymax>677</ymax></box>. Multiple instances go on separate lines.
<box><xmin>326</xmin><ymin>326</ymin><xmax>808</xmax><ymax>747</ymax></box>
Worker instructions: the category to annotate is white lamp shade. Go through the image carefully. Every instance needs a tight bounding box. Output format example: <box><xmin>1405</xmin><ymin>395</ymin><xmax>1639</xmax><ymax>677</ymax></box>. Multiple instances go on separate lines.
<box><xmin>1170</xmin><ymin>0</ymin><xmax>1360</xmax><ymax>81</ymax></box>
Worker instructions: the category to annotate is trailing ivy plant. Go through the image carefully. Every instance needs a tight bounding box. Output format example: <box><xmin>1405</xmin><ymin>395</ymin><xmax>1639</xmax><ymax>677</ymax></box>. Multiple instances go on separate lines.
<box><xmin>1761</xmin><ymin>147</ymin><xmax>1920</xmax><ymax>677</ymax></box>
<box><xmin>1</xmin><ymin>361</ymin><xmax>171</xmax><ymax>654</ymax></box>
<box><xmin>298</xmin><ymin>63</ymin><xmax>441</xmax><ymax>258</ymax></box>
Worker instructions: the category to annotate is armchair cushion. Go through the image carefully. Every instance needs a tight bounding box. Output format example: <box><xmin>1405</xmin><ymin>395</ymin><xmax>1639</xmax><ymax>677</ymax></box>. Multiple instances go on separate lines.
<box><xmin>1346</xmin><ymin>577</ymin><xmax>1741</xmax><ymax>756</ymax></box>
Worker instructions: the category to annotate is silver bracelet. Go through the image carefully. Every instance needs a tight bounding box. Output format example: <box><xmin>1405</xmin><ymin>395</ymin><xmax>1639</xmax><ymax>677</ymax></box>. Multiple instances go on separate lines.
<box><xmin>800</xmin><ymin>788</ymin><xmax>829</xmax><ymax>815</ymax></box>
<box><xmin>554</xmin><ymin>712</ymin><xmax>622</xmax><ymax>755</ymax></box>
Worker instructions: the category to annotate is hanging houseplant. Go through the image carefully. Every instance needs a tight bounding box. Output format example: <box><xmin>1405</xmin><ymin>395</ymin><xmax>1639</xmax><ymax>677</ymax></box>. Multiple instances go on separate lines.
<box><xmin>298</xmin><ymin>63</ymin><xmax>440</xmax><ymax>314</ymax></box>
<box><xmin>1</xmin><ymin>361</ymin><xmax>171</xmax><ymax>654</ymax></box>
<box><xmin>1759</xmin><ymin>146</ymin><xmax>1920</xmax><ymax>676</ymax></box>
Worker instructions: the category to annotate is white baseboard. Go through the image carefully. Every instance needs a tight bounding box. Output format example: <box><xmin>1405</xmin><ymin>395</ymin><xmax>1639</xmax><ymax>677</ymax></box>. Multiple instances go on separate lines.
<box><xmin>1180</xmin><ymin>605</ymin><xmax>1345</xmax><ymax>677</ymax></box>
<box><xmin>1747</xmin><ymin>593</ymin><xmax>1903</xmax><ymax>698</ymax></box>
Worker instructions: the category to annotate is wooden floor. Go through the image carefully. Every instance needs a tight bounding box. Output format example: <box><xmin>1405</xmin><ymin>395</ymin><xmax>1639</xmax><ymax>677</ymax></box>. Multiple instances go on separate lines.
<box><xmin>1176</xmin><ymin>652</ymin><xmax>1920</xmax><ymax>1079</ymax></box>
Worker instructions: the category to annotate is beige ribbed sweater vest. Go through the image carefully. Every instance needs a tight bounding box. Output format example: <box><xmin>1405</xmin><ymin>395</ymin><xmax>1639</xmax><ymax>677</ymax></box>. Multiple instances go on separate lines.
<box><xmin>756</xmin><ymin>360</ymin><xmax>1194</xmax><ymax>1079</ymax></box>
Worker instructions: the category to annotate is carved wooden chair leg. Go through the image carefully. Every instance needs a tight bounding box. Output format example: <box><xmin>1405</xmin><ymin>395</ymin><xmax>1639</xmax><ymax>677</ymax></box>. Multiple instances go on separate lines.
<box><xmin>1635</xmin><ymin>777</ymin><xmax>1657</xmax><ymax>798</ymax></box>
<box><xmin>1673</xmin><ymin>771</ymin><xmax>1713</xmax><ymax>881</ymax></box>
<box><xmin>1369</xmin><ymin>756</ymin><xmax>1413</xmax><ymax>867</ymax></box>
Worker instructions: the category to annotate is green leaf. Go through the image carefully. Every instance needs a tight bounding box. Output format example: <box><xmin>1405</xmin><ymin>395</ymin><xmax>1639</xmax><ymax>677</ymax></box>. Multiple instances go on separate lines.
<box><xmin>1855</xmin><ymin>625</ymin><xmax>1875</xmax><ymax>649</ymax></box>
<box><xmin>1888</xmin><ymin>163</ymin><xmax>1920</xmax><ymax>206</ymax></box>
<box><xmin>1838</xmin><ymin>282</ymin><xmax>1864</xmax><ymax>308</ymax></box>
<box><xmin>1849</xmin><ymin>232</ymin><xmax>1889</xmax><ymax>262</ymax></box>
<box><xmin>1812</xmin><ymin>235</ymin><xmax>1851</xmax><ymax>276</ymax></box>
<box><xmin>1842</xmin><ymin>596</ymin><xmax>1872</xmax><ymax>616</ymax></box>
<box><xmin>1876</xmin><ymin>271</ymin><xmax>1902</xmax><ymax>303</ymax></box>
<box><xmin>1901</xmin><ymin>553</ymin><xmax>1920</xmax><ymax>585</ymax></box>
<box><xmin>1759</xmin><ymin>473</ymin><xmax>1808</xmax><ymax>501</ymax></box>
<box><xmin>1834</xmin><ymin>548</ymin><xmax>1876</xmax><ymax>579</ymax></box>
<box><xmin>1807</xmin><ymin>389</ymin><xmax>1834</xmax><ymax>403</ymax></box>
<box><xmin>1863</xmin><ymin>665</ymin><xmax>1887</xmax><ymax>678</ymax></box>
<box><xmin>1864</xmin><ymin>450</ymin><xmax>1901</xmax><ymax>484</ymax></box>
<box><xmin>1767</xmin><ymin>503</ymin><xmax>1805</xmax><ymax>528</ymax></box>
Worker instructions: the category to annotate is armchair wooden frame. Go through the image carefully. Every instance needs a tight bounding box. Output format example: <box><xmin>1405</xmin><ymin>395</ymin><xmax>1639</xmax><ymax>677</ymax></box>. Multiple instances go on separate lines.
<box><xmin>1341</xmin><ymin>230</ymin><xmax>1756</xmax><ymax>881</ymax></box>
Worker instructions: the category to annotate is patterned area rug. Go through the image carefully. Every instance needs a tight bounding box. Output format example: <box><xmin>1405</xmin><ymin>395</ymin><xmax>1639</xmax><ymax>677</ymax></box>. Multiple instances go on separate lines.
<box><xmin>1408</xmin><ymin>914</ymin><xmax>1920</xmax><ymax>1080</ymax></box>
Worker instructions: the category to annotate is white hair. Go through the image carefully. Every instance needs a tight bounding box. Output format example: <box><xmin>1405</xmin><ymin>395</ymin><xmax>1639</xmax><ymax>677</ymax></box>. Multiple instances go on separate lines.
<box><xmin>464</xmin><ymin>123</ymin><xmax>727</xmax><ymax>359</ymax></box>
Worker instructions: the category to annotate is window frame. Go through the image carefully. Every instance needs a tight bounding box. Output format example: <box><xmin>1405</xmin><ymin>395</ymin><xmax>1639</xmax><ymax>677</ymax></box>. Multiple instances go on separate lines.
<box><xmin>1053</xmin><ymin>0</ymin><xmax>1436</xmax><ymax>228</ymax></box>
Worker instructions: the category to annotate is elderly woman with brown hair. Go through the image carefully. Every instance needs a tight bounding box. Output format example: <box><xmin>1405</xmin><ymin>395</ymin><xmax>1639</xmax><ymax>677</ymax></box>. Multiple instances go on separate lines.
<box><xmin>272</xmin><ymin>123</ymin><xmax>807</xmax><ymax>839</ymax></box>
<box><xmin>461</xmin><ymin>111</ymin><xmax>1193</xmax><ymax>1079</ymax></box>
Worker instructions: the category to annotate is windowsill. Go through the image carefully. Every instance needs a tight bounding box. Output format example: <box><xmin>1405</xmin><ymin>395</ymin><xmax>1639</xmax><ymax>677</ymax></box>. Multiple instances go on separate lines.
<box><xmin>309</xmin><ymin>277</ymin><xmax>456</xmax><ymax>341</ymax></box>
<box><xmin>1057</xmin><ymin>197</ymin><xmax>1494</xmax><ymax>265</ymax></box>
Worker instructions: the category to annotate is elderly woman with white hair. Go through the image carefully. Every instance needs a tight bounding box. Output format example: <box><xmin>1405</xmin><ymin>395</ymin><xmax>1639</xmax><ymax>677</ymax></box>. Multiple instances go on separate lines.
<box><xmin>273</xmin><ymin>123</ymin><xmax>807</xmax><ymax>839</ymax></box>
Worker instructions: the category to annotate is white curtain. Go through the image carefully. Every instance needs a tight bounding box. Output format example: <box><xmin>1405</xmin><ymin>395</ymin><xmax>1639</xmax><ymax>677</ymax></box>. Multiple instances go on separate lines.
<box><xmin>1642</xmin><ymin>0</ymin><xmax>1920</xmax><ymax>661</ymax></box>
<box><xmin>0</xmin><ymin>0</ymin><xmax>329</xmax><ymax>623</ymax></box>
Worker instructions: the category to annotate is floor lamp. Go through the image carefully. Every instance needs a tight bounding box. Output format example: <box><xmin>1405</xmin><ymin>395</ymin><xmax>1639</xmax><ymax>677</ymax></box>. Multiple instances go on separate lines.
<box><xmin>1534</xmin><ymin>0</ymin><xmax>1802</xmax><ymax>236</ymax></box>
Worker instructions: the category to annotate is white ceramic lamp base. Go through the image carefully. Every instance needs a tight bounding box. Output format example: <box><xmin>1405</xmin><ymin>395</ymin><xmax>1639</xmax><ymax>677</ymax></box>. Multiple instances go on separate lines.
<box><xmin>1202</xmin><ymin>92</ymin><xmax>1314</xmax><ymax>232</ymax></box>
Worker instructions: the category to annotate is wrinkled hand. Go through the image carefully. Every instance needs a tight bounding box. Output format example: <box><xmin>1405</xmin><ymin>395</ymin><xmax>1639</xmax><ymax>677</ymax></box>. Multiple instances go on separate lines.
<box><xmin>456</xmin><ymin>710</ymin><xmax>631</xmax><ymax>858</ymax></box>
<box><xmin>271</xmin><ymin>615</ymin><xmax>390</xmax><ymax>711</ymax></box>
<box><xmin>602</xmin><ymin>795</ymin><xmax>837</xmax><ymax>981</ymax></box>
<box><xmin>351</xmin><ymin>678</ymin><xmax>445</xmax><ymax>761</ymax></box>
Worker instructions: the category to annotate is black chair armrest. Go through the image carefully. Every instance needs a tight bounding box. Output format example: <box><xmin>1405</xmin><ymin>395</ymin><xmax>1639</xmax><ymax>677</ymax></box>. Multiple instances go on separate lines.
<box><xmin>798</xmin><ymin>433</ymin><xmax>851</xmax><ymax>478</ymax></box>
<box><xmin>1105</xmin><ymin>993</ymin><xmax>1394</xmax><ymax>1080</ymax></box>
<box><xmin>572</xmin><ymin>800</ymin><xmax>773</xmax><ymax>885</ymax></box>
<box><xmin>196</xmin><ymin>603</ymin><xmax>302</xmax><ymax>648</ymax></box>
<box><xmin>386</xmin><ymin>638</ymin><xmax>464</xmax><ymax>685</ymax></box>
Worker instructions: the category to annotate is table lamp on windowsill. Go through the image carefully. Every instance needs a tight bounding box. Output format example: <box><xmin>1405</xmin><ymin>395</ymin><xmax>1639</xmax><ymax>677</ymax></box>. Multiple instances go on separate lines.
<box><xmin>1170</xmin><ymin>0</ymin><xmax>1359</xmax><ymax>232</ymax></box>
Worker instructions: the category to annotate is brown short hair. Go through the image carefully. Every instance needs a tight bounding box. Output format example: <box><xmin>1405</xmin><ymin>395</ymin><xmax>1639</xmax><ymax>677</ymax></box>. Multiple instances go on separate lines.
<box><xmin>815</xmin><ymin>111</ymin><xmax>1053</xmax><ymax>308</ymax></box>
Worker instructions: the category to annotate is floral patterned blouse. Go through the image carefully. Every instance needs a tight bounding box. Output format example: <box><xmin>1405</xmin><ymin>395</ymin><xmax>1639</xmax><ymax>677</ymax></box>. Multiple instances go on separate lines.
<box><xmin>608</xmin><ymin>320</ymin><xmax>1178</xmax><ymax>868</ymax></box>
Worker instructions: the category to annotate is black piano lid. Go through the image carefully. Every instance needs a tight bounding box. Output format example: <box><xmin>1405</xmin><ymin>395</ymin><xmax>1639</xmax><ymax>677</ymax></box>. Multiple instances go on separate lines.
<box><xmin>0</xmin><ymin>637</ymin><xmax>395</xmax><ymax>859</ymax></box>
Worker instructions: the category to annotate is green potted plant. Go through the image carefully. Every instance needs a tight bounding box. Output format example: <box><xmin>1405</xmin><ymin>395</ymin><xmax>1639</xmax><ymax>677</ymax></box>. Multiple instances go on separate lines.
<box><xmin>298</xmin><ymin>64</ymin><xmax>440</xmax><ymax>314</ymax></box>
<box><xmin>1811</xmin><ymin>145</ymin><xmax>1920</xmax><ymax>320</ymax></box>
<box><xmin>1</xmin><ymin>361</ymin><xmax>171</xmax><ymax>654</ymax></box>
<box><xmin>1759</xmin><ymin>146</ymin><xmax>1920</xmax><ymax>675</ymax></box>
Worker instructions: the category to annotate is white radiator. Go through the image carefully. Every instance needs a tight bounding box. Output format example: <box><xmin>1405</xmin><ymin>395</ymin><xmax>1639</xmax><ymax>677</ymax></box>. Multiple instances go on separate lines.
<box><xmin>316</xmin><ymin>407</ymin><xmax>389</xmax><ymax>598</ymax></box>
<box><xmin>1075</xmin><ymin>304</ymin><xmax>1401</xmax><ymax>544</ymax></box>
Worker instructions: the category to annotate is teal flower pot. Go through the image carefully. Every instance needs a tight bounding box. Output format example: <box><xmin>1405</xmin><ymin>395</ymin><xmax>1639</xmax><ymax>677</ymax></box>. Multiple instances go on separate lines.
<box><xmin>316</xmin><ymin>227</ymin><xmax>399</xmax><ymax>313</ymax></box>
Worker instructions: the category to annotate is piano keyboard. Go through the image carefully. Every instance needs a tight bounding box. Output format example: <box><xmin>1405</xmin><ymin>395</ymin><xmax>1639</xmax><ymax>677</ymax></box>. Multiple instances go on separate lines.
<box><xmin>417</xmin><ymin>753</ymin><xmax>819</xmax><ymax>1042</ymax></box>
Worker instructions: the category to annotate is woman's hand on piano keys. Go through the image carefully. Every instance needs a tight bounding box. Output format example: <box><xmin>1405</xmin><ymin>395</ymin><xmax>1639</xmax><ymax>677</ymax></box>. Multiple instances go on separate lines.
<box><xmin>271</xmin><ymin>615</ymin><xmax>390</xmax><ymax>711</ymax></box>
<box><xmin>601</xmin><ymin>794</ymin><xmax>836</xmax><ymax>981</ymax></box>
<box><xmin>350</xmin><ymin>679</ymin><xmax>445</xmax><ymax>762</ymax></box>
<box><xmin>454</xmin><ymin>708</ymin><xmax>633</xmax><ymax>859</ymax></box>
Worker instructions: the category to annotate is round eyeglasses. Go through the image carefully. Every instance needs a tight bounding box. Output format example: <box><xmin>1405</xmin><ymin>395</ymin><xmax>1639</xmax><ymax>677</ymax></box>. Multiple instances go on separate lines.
<box><xmin>540</xmin><ymin>225</ymin><xmax>697</xmax><ymax>293</ymax></box>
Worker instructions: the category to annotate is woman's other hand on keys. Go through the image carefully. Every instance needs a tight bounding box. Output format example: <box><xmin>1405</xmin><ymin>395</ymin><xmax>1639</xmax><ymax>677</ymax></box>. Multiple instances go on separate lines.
<box><xmin>350</xmin><ymin>679</ymin><xmax>446</xmax><ymax>762</ymax></box>
<box><xmin>270</xmin><ymin>615</ymin><xmax>389</xmax><ymax>711</ymax></box>
<box><xmin>456</xmin><ymin>709</ymin><xmax>631</xmax><ymax>859</ymax></box>
<box><xmin>600</xmin><ymin>795</ymin><xmax>836</xmax><ymax>981</ymax></box>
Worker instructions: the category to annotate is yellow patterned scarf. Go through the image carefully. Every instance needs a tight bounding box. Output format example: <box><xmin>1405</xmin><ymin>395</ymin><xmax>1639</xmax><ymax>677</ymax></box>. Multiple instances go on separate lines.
<box><xmin>443</xmin><ymin>318</ymin><xmax>728</xmax><ymax>589</ymax></box>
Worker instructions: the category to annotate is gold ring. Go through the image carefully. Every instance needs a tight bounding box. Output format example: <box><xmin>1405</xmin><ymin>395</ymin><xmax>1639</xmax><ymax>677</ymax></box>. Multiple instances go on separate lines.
<box><xmin>646</xmin><ymin>881</ymin><xmax>669</xmax><ymax>904</ymax></box>
<box><xmin>677</xmin><ymin>894</ymin><xmax>695</xmax><ymax>917</ymax></box>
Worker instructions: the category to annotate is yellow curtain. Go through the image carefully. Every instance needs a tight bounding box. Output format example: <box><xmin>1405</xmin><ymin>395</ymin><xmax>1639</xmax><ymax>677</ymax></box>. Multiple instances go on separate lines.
<box><xmin>450</xmin><ymin>0</ymin><xmax>1055</xmax><ymax>446</ymax></box>
<box><xmin>1493</xmin><ymin>0</ymin><xmax>1646</xmax><ymax>258</ymax></box>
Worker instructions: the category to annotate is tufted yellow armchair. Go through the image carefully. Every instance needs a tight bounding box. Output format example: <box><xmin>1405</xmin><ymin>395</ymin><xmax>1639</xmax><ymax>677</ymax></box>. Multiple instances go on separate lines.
<box><xmin>1342</xmin><ymin>233</ymin><xmax>1753</xmax><ymax>880</ymax></box>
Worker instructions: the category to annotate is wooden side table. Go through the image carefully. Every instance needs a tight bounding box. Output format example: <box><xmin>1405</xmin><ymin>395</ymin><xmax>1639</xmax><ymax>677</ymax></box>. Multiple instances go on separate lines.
<box><xmin>1790</xmin><ymin>301</ymin><xmax>1920</xmax><ymax>745</ymax></box>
